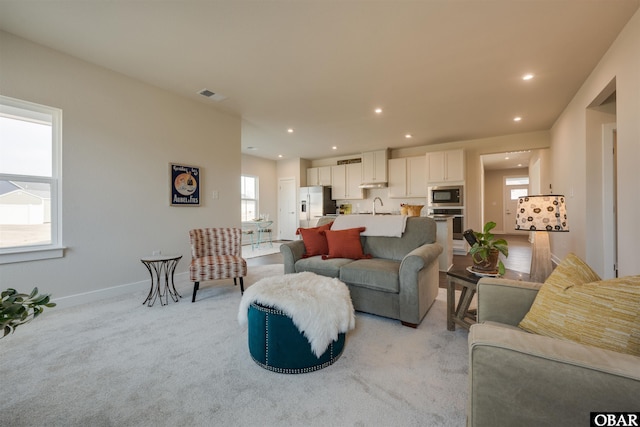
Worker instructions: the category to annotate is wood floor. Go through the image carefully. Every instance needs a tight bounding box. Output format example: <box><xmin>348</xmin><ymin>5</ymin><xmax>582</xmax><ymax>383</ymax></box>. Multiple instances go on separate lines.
<box><xmin>247</xmin><ymin>234</ymin><xmax>533</xmax><ymax>288</ymax></box>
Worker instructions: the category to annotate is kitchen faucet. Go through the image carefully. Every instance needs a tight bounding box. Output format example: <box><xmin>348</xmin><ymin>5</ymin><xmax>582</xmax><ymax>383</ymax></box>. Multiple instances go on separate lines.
<box><xmin>372</xmin><ymin>197</ymin><xmax>383</xmax><ymax>215</ymax></box>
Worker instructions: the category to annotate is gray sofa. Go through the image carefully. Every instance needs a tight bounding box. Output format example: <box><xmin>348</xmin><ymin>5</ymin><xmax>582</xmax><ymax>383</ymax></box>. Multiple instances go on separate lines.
<box><xmin>468</xmin><ymin>277</ymin><xmax>640</xmax><ymax>427</ymax></box>
<box><xmin>280</xmin><ymin>216</ymin><xmax>442</xmax><ymax>327</ymax></box>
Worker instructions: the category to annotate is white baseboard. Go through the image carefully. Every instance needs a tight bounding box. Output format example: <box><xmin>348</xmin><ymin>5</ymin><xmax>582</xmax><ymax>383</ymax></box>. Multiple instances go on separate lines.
<box><xmin>52</xmin><ymin>272</ymin><xmax>191</xmax><ymax>309</ymax></box>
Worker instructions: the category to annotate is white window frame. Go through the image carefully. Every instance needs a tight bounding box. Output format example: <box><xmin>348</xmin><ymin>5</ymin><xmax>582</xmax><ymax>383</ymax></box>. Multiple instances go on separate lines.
<box><xmin>0</xmin><ymin>96</ymin><xmax>64</xmax><ymax>264</ymax></box>
<box><xmin>241</xmin><ymin>175</ymin><xmax>259</xmax><ymax>222</ymax></box>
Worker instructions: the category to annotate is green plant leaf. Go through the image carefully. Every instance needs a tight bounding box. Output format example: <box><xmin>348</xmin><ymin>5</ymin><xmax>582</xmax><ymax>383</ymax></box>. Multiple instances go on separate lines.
<box><xmin>0</xmin><ymin>287</ymin><xmax>55</xmax><ymax>338</ymax></box>
<box><xmin>483</xmin><ymin>221</ymin><xmax>497</xmax><ymax>233</ymax></box>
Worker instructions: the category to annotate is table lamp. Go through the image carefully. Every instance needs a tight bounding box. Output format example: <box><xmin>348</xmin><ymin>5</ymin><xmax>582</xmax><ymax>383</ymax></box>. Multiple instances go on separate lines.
<box><xmin>515</xmin><ymin>195</ymin><xmax>569</xmax><ymax>282</ymax></box>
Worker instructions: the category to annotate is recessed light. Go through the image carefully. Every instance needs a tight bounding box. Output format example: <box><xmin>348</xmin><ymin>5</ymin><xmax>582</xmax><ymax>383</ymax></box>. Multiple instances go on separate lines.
<box><xmin>505</xmin><ymin>156</ymin><xmax>510</xmax><ymax>160</ymax></box>
<box><xmin>522</xmin><ymin>73</ymin><xmax>534</xmax><ymax>81</ymax></box>
<box><xmin>405</xmin><ymin>134</ymin><xmax>412</xmax><ymax>139</ymax></box>
<box><xmin>287</xmin><ymin>128</ymin><xmax>294</xmax><ymax>133</ymax></box>
<box><xmin>517</xmin><ymin>163</ymin><xmax>523</xmax><ymax>167</ymax></box>
<box><xmin>374</xmin><ymin>108</ymin><xmax>383</xmax><ymax>114</ymax></box>
<box><xmin>513</xmin><ymin>116</ymin><xmax>522</xmax><ymax>122</ymax></box>
<box><xmin>278</xmin><ymin>154</ymin><xmax>283</xmax><ymax>158</ymax></box>
<box><xmin>332</xmin><ymin>146</ymin><xmax>337</xmax><ymax>150</ymax></box>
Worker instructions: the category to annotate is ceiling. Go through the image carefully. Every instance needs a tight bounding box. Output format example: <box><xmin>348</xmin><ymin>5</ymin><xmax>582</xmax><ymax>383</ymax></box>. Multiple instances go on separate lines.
<box><xmin>0</xmin><ymin>1</ymin><xmax>638</xmax><ymax>162</ymax></box>
<box><xmin>481</xmin><ymin>150</ymin><xmax>533</xmax><ymax>171</ymax></box>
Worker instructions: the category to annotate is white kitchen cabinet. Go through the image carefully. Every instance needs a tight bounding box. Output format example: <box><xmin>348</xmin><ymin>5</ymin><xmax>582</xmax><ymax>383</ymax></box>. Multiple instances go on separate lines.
<box><xmin>388</xmin><ymin>156</ymin><xmax>427</xmax><ymax>198</ymax></box>
<box><xmin>317</xmin><ymin>166</ymin><xmax>332</xmax><ymax>186</ymax></box>
<box><xmin>306</xmin><ymin>166</ymin><xmax>332</xmax><ymax>186</ymax></box>
<box><xmin>426</xmin><ymin>149</ymin><xmax>465</xmax><ymax>183</ymax></box>
<box><xmin>331</xmin><ymin>163</ymin><xmax>363</xmax><ymax>199</ymax></box>
<box><xmin>307</xmin><ymin>167</ymin><xmax>319</xmax><ymax>186</ymax></box>
<box><xmin>407</xmin><ymin>156</ymin><xmax>427</xmax><ymax>197</ymax></box>
<box><xmin>361</xmin><ymin>149</ymin><xmax>388</xmax><ymax>184</ymax></box>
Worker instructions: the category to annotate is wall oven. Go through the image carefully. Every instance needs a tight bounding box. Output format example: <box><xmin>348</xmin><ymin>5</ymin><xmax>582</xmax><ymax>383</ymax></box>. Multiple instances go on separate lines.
<box><xmin>430</xmin><ymin>208</ymin><xmax>464</xmax><ymax>240</ymax></box>
<box><xmin>429</xmin><ymin>185</ymin><xmax>463</xmax><ymax>207</ymax></box>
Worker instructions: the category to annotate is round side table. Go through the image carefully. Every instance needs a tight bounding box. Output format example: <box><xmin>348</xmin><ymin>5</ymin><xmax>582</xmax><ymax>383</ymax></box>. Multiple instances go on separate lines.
<box><xmin>140</xmin><ymin>254</ymin><xmax>182</xmax><ymax>307</ymax></box>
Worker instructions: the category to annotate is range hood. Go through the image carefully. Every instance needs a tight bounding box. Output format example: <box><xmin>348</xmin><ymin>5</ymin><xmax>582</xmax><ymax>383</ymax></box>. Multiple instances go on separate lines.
<box><xmin>359</xmin><ymin>182</ymin><xmax>388</xmax><ymax>189</ymax></box>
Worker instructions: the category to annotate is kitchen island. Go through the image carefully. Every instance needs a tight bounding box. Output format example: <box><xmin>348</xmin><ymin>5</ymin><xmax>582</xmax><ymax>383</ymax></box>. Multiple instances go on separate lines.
<box><xmin>429</xmin><ymin>215</ymin><xmax>454</xmax><ymax>271</ymax></box>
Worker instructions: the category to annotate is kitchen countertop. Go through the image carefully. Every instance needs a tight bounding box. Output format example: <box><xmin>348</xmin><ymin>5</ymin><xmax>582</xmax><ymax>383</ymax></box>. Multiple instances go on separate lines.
<box><xmin>428</xmin><ymin>215</ymin><xmax>455</xmax><ymax>221</ymax></box>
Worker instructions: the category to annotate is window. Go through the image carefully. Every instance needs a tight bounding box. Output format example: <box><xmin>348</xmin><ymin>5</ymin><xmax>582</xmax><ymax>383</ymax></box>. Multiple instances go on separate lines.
<box><xmin>505</xmin><ymin>176</ymin><xmax>529</xmax><ymax>200</ymax></box>
<box><xmin>0</xmin><ymin>96</ymin><xmax>63</xmax><ymax>263</ymax></box>
<box><xmin>505</xmin><ymin>176</ymin><xmax>529</xmax><ymax>186</ymax></box>
<box><xmin>241</xmin><ymin>175</ymin><xmax>258</xmax><ymax>221</ymax></box>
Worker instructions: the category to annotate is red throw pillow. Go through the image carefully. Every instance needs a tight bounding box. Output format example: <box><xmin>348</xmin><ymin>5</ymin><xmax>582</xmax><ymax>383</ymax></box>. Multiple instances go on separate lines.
<box><xmin>295</xmin><ymin>221</ymin><xmax>333</xmax><ymax>235</ymax></box>
<box><xmin>297</xmin><ymin>221</ymin><xmax>334</xmax><ymax>257</ymax></box>
<box><xmin>323</xmin><ymin>227</ymin><xmax>371</xmax><ymax>260</ymax></box>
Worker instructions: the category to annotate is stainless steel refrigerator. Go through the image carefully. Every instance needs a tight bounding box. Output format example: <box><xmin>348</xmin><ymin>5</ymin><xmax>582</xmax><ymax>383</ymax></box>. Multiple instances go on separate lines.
<box><xmin>300</xmin><ymin>186</ymin><xmax>336</xmax><ymax>228</ymax></box>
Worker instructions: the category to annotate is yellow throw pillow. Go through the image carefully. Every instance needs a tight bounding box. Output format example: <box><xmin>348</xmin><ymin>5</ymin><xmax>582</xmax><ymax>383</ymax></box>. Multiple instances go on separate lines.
<box><xmin>519</xmin><ymin>254</ymin><xmax>640</xmax><ymax>356</ymax></box>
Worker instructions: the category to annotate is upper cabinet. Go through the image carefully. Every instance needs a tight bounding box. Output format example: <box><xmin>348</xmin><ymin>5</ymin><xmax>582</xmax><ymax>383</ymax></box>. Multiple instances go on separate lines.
<box><xmin>331</xmin><ymin>163</ymin><xmax>364</xmax><ymax>200</ymax></box>
<box><xmin>426</xmin><ymin>149</ymin><xmax>465</xmax><ymax>183</ymax></box>
<box><xmin>361</xmin><ymin>149</ymin><xmax>388</xmax><ymax>184</ymax></box>
<box><xmin>388</xmin><ymin>156</ymin><xmax>427</xmax><ymax>198</ymax></box>
<box><xmin>307</xmin><ymin>166</ymin><xmax>332</xmax><ymax>186</ymax></box>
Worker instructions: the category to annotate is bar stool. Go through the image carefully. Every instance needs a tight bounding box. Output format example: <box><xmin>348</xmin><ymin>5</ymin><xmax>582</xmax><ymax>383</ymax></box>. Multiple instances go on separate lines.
<box><xmin>242</xmin><ymin>226</ymin><xmax>256</xmax><ymax>250</ymax></box>
<box><xmin>256</xmin><ymin>221</ymin><xmax>273</xmax><ymax>248</ymax></box>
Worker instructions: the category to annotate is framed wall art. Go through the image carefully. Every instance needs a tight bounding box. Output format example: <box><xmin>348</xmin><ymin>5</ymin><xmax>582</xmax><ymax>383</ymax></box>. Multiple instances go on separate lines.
<box><xmin>170</xmin><ymin>163</ymin><xmax>200</xmax><ymax>206</ymax></box>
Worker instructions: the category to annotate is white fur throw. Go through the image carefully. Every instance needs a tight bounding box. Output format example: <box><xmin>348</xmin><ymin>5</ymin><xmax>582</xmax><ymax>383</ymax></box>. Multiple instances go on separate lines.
<box><xmin>238</xmin><ymin>272</ymin><xmax>355</xmax><ymax>357</ymax></box>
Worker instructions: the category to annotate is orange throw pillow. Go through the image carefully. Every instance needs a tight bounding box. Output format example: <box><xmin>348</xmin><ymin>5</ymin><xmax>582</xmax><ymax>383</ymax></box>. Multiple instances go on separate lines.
<box><xmin>323</xmin><ymin>227</ymin><xmax>371</xmax><ymax>260</ymax></box>
<box><xmin>297</xmin><ymin>221</ymin><xmax>334</xmax><ymax>257</ymax></box>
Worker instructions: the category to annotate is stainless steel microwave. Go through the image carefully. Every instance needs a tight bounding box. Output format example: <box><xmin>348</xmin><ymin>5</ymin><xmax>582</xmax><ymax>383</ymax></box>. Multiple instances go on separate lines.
<box><xmin>429</xmin><ymin>185</ymin><xmax>463</xmax><ymax>207</ymax></box>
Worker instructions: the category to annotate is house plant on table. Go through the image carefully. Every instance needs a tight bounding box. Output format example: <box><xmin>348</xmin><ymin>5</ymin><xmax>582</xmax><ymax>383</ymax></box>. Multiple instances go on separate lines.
<box><xmin>1</xmin><ymin>287</ymin><xmax>56</xmax><ymax>338</ymax></box>
<box><xmin>467</xmin><ymin>221</ymin><xmax>509</xmax><ymax>275</ymax></box>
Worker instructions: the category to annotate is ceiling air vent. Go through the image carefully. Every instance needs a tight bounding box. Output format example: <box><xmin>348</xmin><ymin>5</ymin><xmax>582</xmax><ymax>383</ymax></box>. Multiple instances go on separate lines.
<box><xmin>198</xmin><ymin>89</ymin><xmax>228</xmax><ymax>102</ymax></box>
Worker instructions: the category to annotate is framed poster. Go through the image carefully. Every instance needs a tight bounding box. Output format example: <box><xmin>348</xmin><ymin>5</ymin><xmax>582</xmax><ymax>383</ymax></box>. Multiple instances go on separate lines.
<box><xmin>170</xmin><ymin>163</ymin><xmax>200</xmax><ymax>206</ymax></box>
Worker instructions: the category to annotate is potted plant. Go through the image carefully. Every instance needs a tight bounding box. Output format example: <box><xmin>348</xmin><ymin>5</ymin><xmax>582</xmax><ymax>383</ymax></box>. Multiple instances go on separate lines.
<box><xmin>468</xmin><ymin>221</ymin><xmax>509</xmax><ymax>275</ymax></box>
<box><xmin>1</xmin><ymin>287</ymin><xmax>56</xmax><ymax>338</ymax></box>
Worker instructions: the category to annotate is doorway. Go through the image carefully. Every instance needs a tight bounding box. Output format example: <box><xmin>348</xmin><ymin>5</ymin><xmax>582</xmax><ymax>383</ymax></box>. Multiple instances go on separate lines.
<box><xmin>602</xmin><ymin>123</ymin><xmax>618</xmax><ymax>278</ymax></box>
<box><xmin>503</xmin><ymin>178</ymin><xmax>529</xmax><ymax>234</ymax></box>
<box><xmin>278</xmin><ymin>177</ymin><xmax>297</xmax><ymax>241</ymax></box>
<box><xmin>586</xmin><ymin>78</ymin><xmax>617</xmax><ymax>278</ymax></box>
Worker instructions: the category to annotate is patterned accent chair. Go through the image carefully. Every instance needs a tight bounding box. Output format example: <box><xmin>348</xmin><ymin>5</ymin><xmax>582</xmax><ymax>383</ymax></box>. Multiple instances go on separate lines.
<box><xmin>188</xmin><ymin>228</ymin><xmax>247</xmax><ymax>302</ymax></box>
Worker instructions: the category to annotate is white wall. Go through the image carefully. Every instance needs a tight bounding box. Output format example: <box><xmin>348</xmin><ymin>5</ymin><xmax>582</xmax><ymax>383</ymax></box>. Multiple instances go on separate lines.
<box><xmin>0</xmin><ymin>31</ymin><xmax>241</xmax><ymax>305</ymax></box>
<box><xmin>550</xmin><ymin>9</ymin><xmax>640</xmax><ymax>276</ymax></box>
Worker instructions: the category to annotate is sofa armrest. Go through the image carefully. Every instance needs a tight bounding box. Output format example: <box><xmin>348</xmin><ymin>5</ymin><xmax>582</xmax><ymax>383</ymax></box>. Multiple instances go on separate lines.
<box><xmin>477</xmin><ymin>278</ymin><xmax>541</xmax><ymax>326</ymax></box>
<box><xmin>468</xmin><ymin>323</ymin><xmax>640</xmax><ymax>427</ymax></box>
<box><xmin>400</xmin><ymin>242</ymin><xmax>442</xmax><ymax>276</ymax></box>
<box><xmin>398</xmin><ymin>243</ymin><xmax>442</xmax><ymax>324</ymax></box>
<box><xmin>280</xmin><ymin>240</ymin><xmax>306</xmax><ymax>274</ymax></box>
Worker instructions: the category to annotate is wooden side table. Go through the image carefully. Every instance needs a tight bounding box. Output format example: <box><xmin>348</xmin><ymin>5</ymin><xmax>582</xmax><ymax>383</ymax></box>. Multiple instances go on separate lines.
<box><xmin>447</xmin><ymin>268</ymin><xmax>480</xmax><ymax>331</ymax></box>
<box><xmin>447</xmin><ymin>267</ymin><xmax>528</xmax><ymax>330</ymax></box>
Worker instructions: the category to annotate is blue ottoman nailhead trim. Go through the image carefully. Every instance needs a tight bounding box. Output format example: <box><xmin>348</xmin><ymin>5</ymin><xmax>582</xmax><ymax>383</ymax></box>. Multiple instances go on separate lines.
<box><xmin>247</xmin><ymin>302</ymin><xmax>346</xmax><ymax>374</ymax></box>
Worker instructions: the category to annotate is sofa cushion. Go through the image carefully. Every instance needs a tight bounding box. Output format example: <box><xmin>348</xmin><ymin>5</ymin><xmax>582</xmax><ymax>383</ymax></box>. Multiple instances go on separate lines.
<box><xmin>519</xmin><ymin>254</ymin><xmax>640</xmax><ymax>356</ymax></box>
<box><xmin>518</xmin><ymin>253</ymin><xmax>600</xmax><ymax>333</ymax></box>
<box><xmin>297</xmin><ymin>222</ymin><xmax>333</xmax><ymax>258</ymax></box>
<box><xmin>324</xmin><ymin>227</ymin><xmax>371</xmax><ymax>260</ymax></box>
<box><xmin>340</xmin><ymin>258</ymin><xmax>401</xmax><ymax>293</ymax></box>
<box><xmin>363</xmin><ymin>217</ymin><xmax>436</xmax><ymax>261</ymax></box>
<box><xmin>295</xmin><ymin>256</ymin><xmax>353</xmax><ymax>278</ymax></box>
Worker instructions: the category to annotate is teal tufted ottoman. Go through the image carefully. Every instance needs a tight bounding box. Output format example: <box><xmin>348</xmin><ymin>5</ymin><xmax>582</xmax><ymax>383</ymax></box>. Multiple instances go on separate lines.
<box><xmin>247</xmin><ymin>301</ymin><xmax>346</xmax><ymax>373</ymax></box>
<box><xmin>238</xmin><ymin>272</ymin><xmax>355</xmax><ymax>374</ymax></box>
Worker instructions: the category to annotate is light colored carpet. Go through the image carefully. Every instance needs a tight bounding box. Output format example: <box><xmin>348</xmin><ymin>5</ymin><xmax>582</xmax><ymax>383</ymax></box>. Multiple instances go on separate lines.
<box><xmin>242</xmin><ymin>242</ymin><xmax>282</xmax><ymax>259</ymax></box>
<box><xmin>0</xmin><ymin>265</ymin><xmax>469</xmax><ymax>426</ymax></box>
